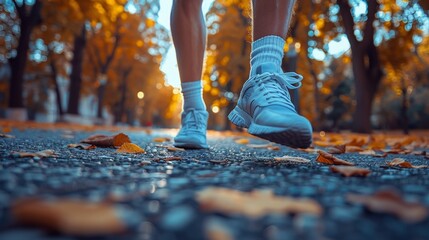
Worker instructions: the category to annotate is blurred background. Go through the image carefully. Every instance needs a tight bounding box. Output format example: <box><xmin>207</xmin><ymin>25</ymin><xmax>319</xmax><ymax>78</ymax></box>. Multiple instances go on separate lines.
<box><xmin>0</xmin><ymin>0</ymin><xmax>428</xmax><ymax>133</ymax></box>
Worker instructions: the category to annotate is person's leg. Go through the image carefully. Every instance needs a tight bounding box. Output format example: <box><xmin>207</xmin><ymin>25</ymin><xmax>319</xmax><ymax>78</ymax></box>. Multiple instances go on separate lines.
<box><xmin>171</xmin><ymin>0</ymin><xmax>208</xmax><ymax>149</ymax></box>
<box><xmin>228</xmin><ymin>0</ymin><xmax>313</xmax><ymax>148</ymax></box>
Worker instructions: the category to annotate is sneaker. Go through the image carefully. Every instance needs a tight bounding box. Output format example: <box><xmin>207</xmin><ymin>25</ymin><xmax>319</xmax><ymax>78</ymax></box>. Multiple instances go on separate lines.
<box><xmin>228</xmin><ymin>62</ymin><xmax>312</xmax><ymax>148</ymax></box>
<box><xmin>174</xmin><ymin>109</ymin><xmax>209</xmax><ymax>149</ymax></box>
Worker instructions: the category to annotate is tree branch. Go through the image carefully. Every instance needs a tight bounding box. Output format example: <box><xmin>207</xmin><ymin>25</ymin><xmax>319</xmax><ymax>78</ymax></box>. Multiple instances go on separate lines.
<box><xmin>337</xmin><ymin>0</ymin><xmax>359</xmax><ymax>48</ymax></box>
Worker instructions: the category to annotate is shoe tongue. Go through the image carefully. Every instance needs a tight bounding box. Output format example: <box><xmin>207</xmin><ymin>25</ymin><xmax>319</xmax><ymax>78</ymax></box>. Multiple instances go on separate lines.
<box><xmin>255</xmin><ymin>62</ymin><xmax>278</xmax><ymax>74</ymax></box>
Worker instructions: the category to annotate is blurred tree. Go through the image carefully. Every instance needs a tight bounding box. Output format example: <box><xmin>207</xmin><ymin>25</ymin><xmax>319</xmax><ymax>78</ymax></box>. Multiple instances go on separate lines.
<box><xmin>1</xmin><ymin>0</ymin><xmax>42</xmax><ymax>110</ymax></box>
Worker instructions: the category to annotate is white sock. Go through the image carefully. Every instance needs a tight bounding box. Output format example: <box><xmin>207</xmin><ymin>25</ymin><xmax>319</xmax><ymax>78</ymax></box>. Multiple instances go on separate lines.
<box><xmin>181</xmin><ymin>81</ymin><xmax>206</xmax><ymax>111</ymax></box>
<box><xmin>250</xmin><ymin>35</ymin><xmax>285</xmax><ymax>76</ymax></box>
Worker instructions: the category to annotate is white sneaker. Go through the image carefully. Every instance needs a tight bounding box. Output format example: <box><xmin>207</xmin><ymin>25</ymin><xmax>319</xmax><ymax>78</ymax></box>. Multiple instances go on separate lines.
<box><xmin>174</xmin><ymin>109</ymin><xmax>209</xmax><ymax>149</ymax></box>
<box><xmin>228</xmin><ymin>63</ymin><xmax>312</xmax><ymax>148</ymax></box>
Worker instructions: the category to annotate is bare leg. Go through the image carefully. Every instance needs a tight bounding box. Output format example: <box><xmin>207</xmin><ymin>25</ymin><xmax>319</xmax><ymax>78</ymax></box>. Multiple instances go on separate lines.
<box><xmin>171</xmin><ymin>0</ymin><xmax>208</xmax><ymax>149</ymax></box>
<box><xmin>171</xmin><ymin>0</ymin><xmax>206</xmax><ymax>83</ymax></box>
<box><xmin>252</xmin><ymin>0</ymin><xmax>296</xmax><ymax>40</ymax></box>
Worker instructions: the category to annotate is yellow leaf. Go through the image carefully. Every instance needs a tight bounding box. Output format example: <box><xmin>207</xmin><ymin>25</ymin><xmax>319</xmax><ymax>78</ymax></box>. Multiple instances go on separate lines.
<box><xmin>116</xmin><ymin>143</ymin><xmax>145</xmax><ymax>154</ymax></box>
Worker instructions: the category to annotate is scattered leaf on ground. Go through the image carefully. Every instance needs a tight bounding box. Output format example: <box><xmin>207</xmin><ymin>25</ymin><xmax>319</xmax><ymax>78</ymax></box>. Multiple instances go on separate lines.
<box><xmin>166</xmin><ymin>146</ymin><xmax>185</xmax><ymax>152</ymax></box>
<box><xmin>345</xmin><ymin>146</ymin><xmax>364</xmax><ymax>153</ymax></box>
<box><xmin>61</xmin><ymin>134</ymin><xmax>74</xmax><ymax>139</ymax></box>
<box><xmin>358</xmin><ymin>150</ymin><xmax>377</xmax><ymax>155</ymax></box>
<box><xmin>12</xmin><ymin>149</ymin><xmax>57</xmax><ymax>158</ymax></box>
<box><xmin>152</xmin><ymin>137</ymin><xmax>171</xmax><ymax>143</ymax></box>
<box><xmin>346</xmin><ymin>138</ymin><xmax>367</xmax><ymax>147</ymax></box>
<box><xmin>367</xmin><ymin>136</ymin><xmax>387</xmax><ymax>150</ymax></box>
<box><xmin>2</xmin><ymin>126</ymin><xmax>12</xmax><ymax>133</ymax></box>
<box><xmin>196</xmin><ymin>187</ymin><xmax>322</xmax><ymax>218</ymax></box>
<box><xmin>327</xmin><ymin>145</ymin><xmax>346</xmax><ymax>154</ymax></box>
<box><xmin>12</xmin><ymin>198</ymin><xmax>134</xmax><ymax>235</ymax></box>
<box><xmin>0</xmin><ymin>133</ymin><xmax>14</xmax><ymax>138</ymax></box>
<box><xmin>67</xmin><ymin>144</ymin><xmax>96</xmax><ymax>150</ymax></box>
<box><xmin>274</xmin><ymin>156</ymin><xmax>311</xmax><ymax>163</ymax></box>
<box><xmin>81</xmin><ymin>133</ymin><xmax>131</xmax><ymax>147</ymax></box>
<box><xmin>234</xmin><ymin>138</ymin><xmax>250</xmax><ymax>144</ymax></box>
<box><xmin>347</xmin><ymin>190</ymin><xmax>428</xmax><ymax>223</ymax></box>
<box><xmin>299</xmin><ymin>148</ymin><xmax>319</xmax><ymax>154</ymax></box>
<box><xmin>330</xmin><ymin>166</ymin><xmax>371</xmax><ymax>177</ymax></box>
<box><xmin>316</xmin><ymin>150</ymin><xmax>354</xmax><ymax>166</ymax></box>
<box><xmin>411</xmin><ymin>151</ymin><xmax>426</xmax><ymax>156</ymax></box>
<box><xmin>116</xmin><ymin>143</ymin><xmax>145</xmax><ymax>154</ymax></box>
<box><xmin>386</xmin><ymin>158</ymin><xmax>428</xmax><ymax>169</ymax></box>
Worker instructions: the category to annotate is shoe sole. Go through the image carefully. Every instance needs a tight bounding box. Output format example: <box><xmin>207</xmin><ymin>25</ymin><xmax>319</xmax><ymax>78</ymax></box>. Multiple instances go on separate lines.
<box><xmin>228</xmin><ymin>106</ymin><xmax>312</xmax><ymax>148</ymax></box>
<box><xmin>174</xmin><ymin>142</ymin><xmax>209</xmax><ymax>149</ymax></box>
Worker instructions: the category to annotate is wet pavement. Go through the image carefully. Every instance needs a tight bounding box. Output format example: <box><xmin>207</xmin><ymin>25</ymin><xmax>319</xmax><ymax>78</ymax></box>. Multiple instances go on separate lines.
<box><xmin>0</xmin><ymin>128</ymin><xmax>428</xmax><ymax>240</ymax></box>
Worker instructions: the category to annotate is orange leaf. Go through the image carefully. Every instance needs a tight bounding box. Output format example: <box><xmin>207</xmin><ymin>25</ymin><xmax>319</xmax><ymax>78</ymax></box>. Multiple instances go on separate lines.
<box><xmin>152</xmin><ymin>137</ymin><xmax>171</xmax><ymax>143</ymax></box>
<box><xmin>330</xmin><ymin>166</ymin><xmax>371</xmax><ymax>177</ymax></box>
<box><xmin>235</xmin><ymin>138</ymin><xmax>250</xmax><ymax>144</ymax></box>
<box><xmin>347</xmin><ymin>190</ymin><xmax>428</xmax><ymax>223</ymax></box>
<box><xmin>386</xmin><ymin>158</ymin><xmax>428</xmax><ymax>169</ymax></box>
<box><xmin>345</xmin><ymin>146</ymin><xmax>364</xmax><ymax>153</ymax></box>
<box><xmin>116</xmin><ymin>143</ymin><xmax>145</xmax><ymax>154</ymax></box>
<box><xmin>316</xmin><ymin>150</ymin><xmax>354</xmax><ymax>166</ymax></box>
<box><xmin>12</xmin><ymin>198</ymin><xmax>133</xmax><ymax>236</ymax></box>
<box><xmin>327</xmin><ymin>145</ymin><xmax>346</xmax><ymax>154</ymax></box>
<box><xmin>81</xmin><ymin>133</ymin><xmax>131</xmax><ymax>147</ymax></box>
<box><xmin>196</xmin><ymin>187</ymin><xmax>322</xmax><ymax>218</ymax></box>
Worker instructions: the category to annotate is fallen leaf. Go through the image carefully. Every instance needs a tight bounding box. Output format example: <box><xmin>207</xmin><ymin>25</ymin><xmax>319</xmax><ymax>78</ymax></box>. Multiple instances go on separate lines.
<box><xmin>411</xmin><ymin>151</ymin><xmax>426</xmax><ymax>156</ymax></box>
<box><xmin>67</xmin><ymin>144</ymin><xmax>96</xmax><ymax>150</ymax></box>
<box><xmin>346</xmin><ymin>138</ymin><xmax>367</xmax><ymax>147</ymax></box>
<box><xmin>164</xmin><ymin>156</ymin><xmax>182</xmax><ymax>161</ymax></box>
<box><xmin>274</xmin><ymin>156</ymin><xmax>311</xmax><ymax>163</ymax></box>
<box><xmin>327</xmin><ymin>145</ymin><xmax>346</xmax><ymax>154</ymax></box>
<box><xmin>166</xmin><ymin>146</ymin><xmax>185</xmax><ymax>152</ymax></box>
<box><xmin>367</xmin><ymin>135</ymin><xmax>387</xmax><ymax>150</ymax></box>
<box><xmin>347</xmin><ymin>190</ymin><xmax>428</xmax><ymax>223</ymax></box>
<box><xmin>12</xmin><ymin>198</ymin><xmax>134</xmax><ymax>236</ymax></box>
<box><xmin>116</xmin><ymin>143</ymin><xmax>145</xmax><ymax>154</ymax></box>
<box><xmin>12</xmin><ymin>149</ymin><xmax>56</xmax><ymax>158</ymax></box>
<box><xmin>81</xmin><ymin>133</ymin><xmax>131</xmax><ymax>147</ymax></box>
<box><xmin>330</xmin><ymin>166</ymin><xmax>371</xmax><ymax>177</ymax></box>
<box><xmin>61</xmin><ymin>134</ymin><xmax>74</xmax><ymax>139</ymax></box>
<box><xmin>358</xmin><ymin>150</ymin><xmax>377</xmax><ymax>155</ymax></box>
<box><xmin>386</xmin><ymin>158</ymin><xmax>428</xmax><ymax>169</ymax></box>
<box><xmin>316</xmin><ymin>150</ymin><xmax>354</xmax><ymax>166</ymax></box>
<box><xmin>299</xmin><ymin>148</ymin><xmax>319</xmax><ymax>154</ymax></box>
<box><xmin>196</xmin><ymin>187</ymin><xmax>322</xmax><ymax>218</ymax></box>
<box><xmin>2</xmin><ymin>126</ymin><xmax>12</xmax><ymax>133</ymax></box>
<box><xmin>234</xmin><ymin>138</ymin><xmax>250</xmax><ymax>144</ymax></box>
<box><xmin>0</xmin><ymin>133</ymin><xmax>14</xmax><ymax>138</ymax></box>
<box><xmin>345</xmin><ymin>146</ymin><xmax>364</xmax><ymax>153</ymax></box>
<box><xmin>153</xmin><ymin>137</ymin><xmax>171</xmax><ymax>143</ymax></box>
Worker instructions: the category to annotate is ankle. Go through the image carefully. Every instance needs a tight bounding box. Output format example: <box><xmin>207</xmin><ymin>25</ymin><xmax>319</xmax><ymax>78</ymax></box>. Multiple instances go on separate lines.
<box><xmin>250</xmin><ymin>35</ymin><xmax>285</xmax><ymax>77</ymax></box>
<box><xmin>181</xmin><ymin>81</ymin><xmax>206</xmax><ymax>111</ymax></box>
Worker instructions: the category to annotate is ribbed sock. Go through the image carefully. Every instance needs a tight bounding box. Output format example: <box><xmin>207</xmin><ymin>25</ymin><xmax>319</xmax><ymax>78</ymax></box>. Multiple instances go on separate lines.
<box><xmin>181</xmin><ymin>81</ymin><xmax>206</xmax><ymax>111</ymax></box>
<box><xmin>250</xmin><ymin>35</ymin><xmax>285</xmax><ymax>76</ymax></box>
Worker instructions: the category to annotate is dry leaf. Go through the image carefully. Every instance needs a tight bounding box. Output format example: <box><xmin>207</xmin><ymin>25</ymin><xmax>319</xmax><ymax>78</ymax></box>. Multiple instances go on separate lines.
<box><xmin>12</xmin><ymin>198</ymin><xmax>133</xmax><ymax>236</ymax></box>
<box><xmin>358</xmin><ymin>150</ymin><xmax>377</xmax><ymax>155</ymax></box>
<box><xmin>0</xmin><ymin>133</ymin><xmax>14</xmax><ymax>138</ymax></box>
<box><xmin>316</xmin><ymin>150</ymin><xmax>354</xmax><ymax>166</ymax></box>
<box><xmin>116</xmin><ymin>143</ymin><xmax>145</xmax><ymax>154</ymax></box>
<box><xmin>2</xmin><ymin>126</ymin><xmax>12</xmax><ymax>133</ymax></box>
<box><xmin>67</xmin><ymin>144</ymin><xmax>96</xmax><ymax>150</ymax></box>
<box><xmin>166</xmin><ymin>146</ymin><xmax>185</xmax><ymax>152</ymax></box>
<box><xmin>209</xmin><ymin>159</ymin><xmax>229</xmax><ymax>164</ymax></box>
<box><xmin>327</xmin><ymin>145</ymin><xmax>346</xmax><ymax>154</ymax></box>
<box><xmin>153</xmin><ymin>137</ymin><xmax>171</xmax><ymax>143</ymax></box>
<box><xmin>164</xmin><ymin>156</ymin><xmax>182</xmax><ymax>161</ymax></box>
<box><xmin>12</xmin><ymin>149</ymin><xmax>56</xmax><ymax>158</ymax></box>
<box><xmin>196</xmin><ymin>187</ymin><xmax>322</xmax><ymax>218</ymax></box>
<box><xmin>330</xmin><ymin>166</ymin><xmax>371</xmax><ymax>177</ymax></box>
<box><xmin>235</xmin><ymin>138</ymin><xmax>250</xmax><ymax>144</ymax></box>
<box><xmin>347</xmin><ymin>190</ymin><xmax>428</xmax><ymax>223</ymax></box>
<box><xmin>274</xmin><ymin>156</ymin><xmax>311</xmax><ymax>163</ymax></box>
<box><xmin>299</xmin><ymin>148</ymin><xmax>319</xmax><ymax>154</ymax></box>
<box><xmin>81</xmin><ymin>133</ymin><xmax>131</xmax><ymax>147</ymax></box>
<box><xmin>345</xmin><ymin>146</ymin><xmax>364</xmax><ymax>153</ymax></box>
<box><xmin>346</xmin><ymin>138</ymin><xmax>366</xmax><ymax>147</ymax></box>
<box><xmin>367</xmin><ymin>136</ymin><xmax>387</xmax><ymax>150</ymax></box>
<box><xmin>386</xmin><ymin>158</ymin><xmax>428</xmax><ymax>169</ymax></box>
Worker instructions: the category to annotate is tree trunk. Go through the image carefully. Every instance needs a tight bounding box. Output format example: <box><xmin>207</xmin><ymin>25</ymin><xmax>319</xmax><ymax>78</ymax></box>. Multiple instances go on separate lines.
<box><xmin>49</xmin><ymin>57</ymin><xmax>63</xmax><ymax>117</ymax></box>
<box><xmin>96</xmin><ymin>83</ymin><xmax>106</xmax><ymax>119</ymax></box>
<box><xmin>8</xmin><ymin>0</ymin><xmax>42</xmax><ymax>108</ymax></box>
<box><xmin>67</xmin><ymin>26</ymin><xmax>87</xmax><ymax>115</ymax></box>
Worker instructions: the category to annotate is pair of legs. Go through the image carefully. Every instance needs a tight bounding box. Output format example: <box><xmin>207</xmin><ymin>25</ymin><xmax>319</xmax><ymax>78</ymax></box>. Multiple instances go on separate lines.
<box><xmin>171</xmin><ymin>0</ymin><xmax>312</xmax><ymax>149</ymax></box>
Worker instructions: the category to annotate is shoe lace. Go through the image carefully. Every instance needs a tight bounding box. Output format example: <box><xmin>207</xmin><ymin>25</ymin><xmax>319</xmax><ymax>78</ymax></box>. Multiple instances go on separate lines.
<box><xmin>182</xmin><ymin>109</ymin><xmax>203</xmax><ymax>130</ymax></box>
<box><xmin>253</xmin><ymin>72</ymin><xmax>303</xmax><ymax>105</ymax></box>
